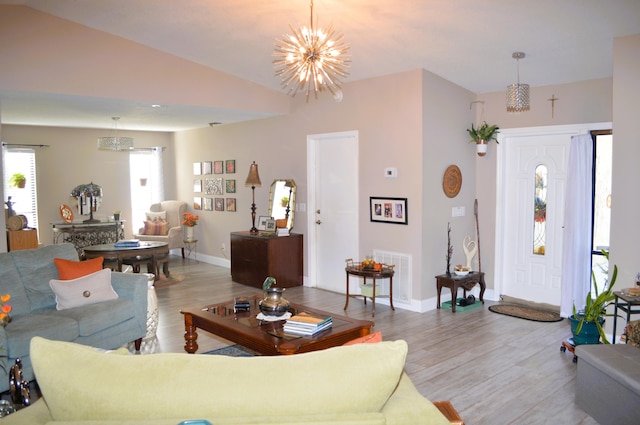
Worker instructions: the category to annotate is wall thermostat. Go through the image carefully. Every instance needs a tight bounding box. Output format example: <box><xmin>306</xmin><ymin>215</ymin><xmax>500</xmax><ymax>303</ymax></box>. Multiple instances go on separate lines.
<box><xmin>384</xmin><ymin>167</ymin><xmax>397</xmax><ymax>178</ymax></box>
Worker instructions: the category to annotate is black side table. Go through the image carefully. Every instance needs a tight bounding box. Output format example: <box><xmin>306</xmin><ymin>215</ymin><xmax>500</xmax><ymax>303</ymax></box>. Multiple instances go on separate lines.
<box><xmin>612</xmin><ymin>291</ymin><xmax>640</xmax><ymax>343</ymax></box>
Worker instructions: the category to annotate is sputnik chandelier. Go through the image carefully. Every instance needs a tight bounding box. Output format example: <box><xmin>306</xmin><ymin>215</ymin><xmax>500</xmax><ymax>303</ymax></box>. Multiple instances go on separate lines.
<box><xmin>273</xmin><ymin>0</ymin><xmax>350</xmax><ymax>101</ymax></box>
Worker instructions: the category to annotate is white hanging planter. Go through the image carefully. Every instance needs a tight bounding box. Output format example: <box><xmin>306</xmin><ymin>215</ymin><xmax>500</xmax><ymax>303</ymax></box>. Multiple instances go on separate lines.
<box><xmin>476</xmin><ymin>140</ymin><xmax>488</xmax><ymax>157</ymax></box>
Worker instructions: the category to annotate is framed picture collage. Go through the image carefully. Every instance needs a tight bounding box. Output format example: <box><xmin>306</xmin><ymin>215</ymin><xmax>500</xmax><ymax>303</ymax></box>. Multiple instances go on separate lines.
<box><xmin>193</xmin><ymin>160</ymin><xmax>237</xmax><ymax>212</ymax></box>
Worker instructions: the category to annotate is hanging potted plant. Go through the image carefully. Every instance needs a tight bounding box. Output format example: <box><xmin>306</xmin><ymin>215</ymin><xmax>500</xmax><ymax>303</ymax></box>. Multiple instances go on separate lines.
<box><xmin>8</xmin><ymin>173</ymin><xmax>26</xmax><ymax>189</ymax></box>
<box><xmin>569</xmin><ymin>250</ymin><xmax>618</xmax><ymax>345</ymax></box>
<box><xmin>467</xmin><ymin>121</ymin><xmax>500</xmax><ymax>157</ymax></box>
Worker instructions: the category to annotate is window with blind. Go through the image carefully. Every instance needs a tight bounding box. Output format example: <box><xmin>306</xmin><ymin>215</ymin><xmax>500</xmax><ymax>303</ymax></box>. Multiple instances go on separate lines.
<box><xmin>2</xmin><ymin>148</ymin><xmax>38</xmax><ymax>230</ymax></box>
<box><xmin>129</xmin><ymin>148</ymin><xmax>164</xmax><ymax>234</ymax></box>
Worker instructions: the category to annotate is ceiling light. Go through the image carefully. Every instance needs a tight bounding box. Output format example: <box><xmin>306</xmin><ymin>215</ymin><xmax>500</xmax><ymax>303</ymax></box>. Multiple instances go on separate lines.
<box><xmin>506</xmin><ymin>52</ymin><xmax>530</xmax><ymax>113</ymax></box>
<box><xmin>273</xmin><ymin>0</ymin><xmax>350</xmax><ymax>101</ymax></box>
<box><xmin>97</xmin><ymin>117</ymin><xmax>134</xmax><ymax>151</ymax></box>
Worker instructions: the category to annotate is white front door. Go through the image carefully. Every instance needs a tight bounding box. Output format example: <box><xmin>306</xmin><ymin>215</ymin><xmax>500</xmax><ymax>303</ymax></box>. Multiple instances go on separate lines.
<box><xmin>307</xmin><ymin>131</ymin><xmax>358</xmax><ymax>293</ymax></box>
<box><xmin>499</xmin><ymin>133</ymin><xmax>571</xmax><ymax>305</ymax></box>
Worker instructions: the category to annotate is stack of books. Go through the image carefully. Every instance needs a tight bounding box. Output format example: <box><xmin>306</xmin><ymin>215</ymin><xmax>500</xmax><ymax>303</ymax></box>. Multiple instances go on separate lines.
<box><xmin>283</xmin><ymin>311</ymin><xmax>332</xmax><ymax>336</ymax></box>
<box><xmin>234</xmin><ymin>297</ymin><xmax>251</xmax><ymax>312</ymax></box>
<box><xmin>114</xmin><ymin>239</ymin><xmax>140</xmax><ymax>248</ymax></box>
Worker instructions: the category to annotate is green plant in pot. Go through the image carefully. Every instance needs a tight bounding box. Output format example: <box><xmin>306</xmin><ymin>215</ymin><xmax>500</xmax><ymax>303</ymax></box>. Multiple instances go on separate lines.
<box><xmin>8</xmin><ymin>173</ymin><xmax>26</xmax><ymax>189</ymax></box>
<box><xmin>570</xmin><ymin>250</ymin><xmax>618</xmax><ymax>345</ymax></box>
<box><xmin>467</xmin><ymin>121</ymin><xmax>500</xmax><ymax>157</ymax></box>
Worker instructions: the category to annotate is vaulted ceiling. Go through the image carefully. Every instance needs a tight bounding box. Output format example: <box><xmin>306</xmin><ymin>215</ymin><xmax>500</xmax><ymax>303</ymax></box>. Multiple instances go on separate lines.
<box><xmin>1</xmin><ymin>0</ymin><xmax>639</xmax><ymax>131</ymax></box>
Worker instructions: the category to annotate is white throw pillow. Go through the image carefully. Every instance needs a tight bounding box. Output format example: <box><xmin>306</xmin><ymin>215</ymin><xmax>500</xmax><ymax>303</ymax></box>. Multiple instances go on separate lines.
<box><xmin>145</xmin><ymin>211</ymin><xmax>166</xmax><ymax>221</ymax></box>
<box><xmin>49</xmin><ymin>268</ymin><xmax>118</xmax><ymax>310</ymax></box>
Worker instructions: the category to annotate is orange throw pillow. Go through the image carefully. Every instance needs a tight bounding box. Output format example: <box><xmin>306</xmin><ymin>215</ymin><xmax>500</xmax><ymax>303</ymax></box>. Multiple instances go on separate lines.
<box><xmin>54</xmin><ymin>256</ymin><xmax>104</xmax><ymax>280</ymax></box>
<box><xmin>343</xmin><ymin>331</ymin><xmax>383</xmax><ymax>346</ymax></box>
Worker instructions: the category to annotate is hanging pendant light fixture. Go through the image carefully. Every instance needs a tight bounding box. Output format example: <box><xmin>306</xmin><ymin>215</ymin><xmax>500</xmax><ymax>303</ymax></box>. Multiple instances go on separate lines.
<box><xmin>273</xmin><ymin>0</ymin><xmax>350</xmax><ymax>101</ymax></box>
<box><xmin>506</xmin><ymin>52</ymin><xmax>530</xmax><ymax>113</ymax></box>
<box><xmin>97</xmin><ymin>117</ymin><xmax>134</xmax><ymax>151</ymax></box>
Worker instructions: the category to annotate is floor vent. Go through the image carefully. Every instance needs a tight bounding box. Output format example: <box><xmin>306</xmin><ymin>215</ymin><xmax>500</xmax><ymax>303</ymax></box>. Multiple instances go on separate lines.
<box><xmin>372</xmin><ymin>250</ymin><xmax>411</xmax><ymax>304</ymax></box>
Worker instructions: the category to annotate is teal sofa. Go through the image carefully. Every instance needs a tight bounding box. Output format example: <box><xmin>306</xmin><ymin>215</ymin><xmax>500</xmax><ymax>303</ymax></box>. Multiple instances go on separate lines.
<box><xmin>3</xmin><ymin>337</ymin><xmax>450</xmax><ymax>425</ymax></box>
<box><xmin>0</xmin><ymin>243</ymin><xmax>148</xmax><ymax>392</ymax></box>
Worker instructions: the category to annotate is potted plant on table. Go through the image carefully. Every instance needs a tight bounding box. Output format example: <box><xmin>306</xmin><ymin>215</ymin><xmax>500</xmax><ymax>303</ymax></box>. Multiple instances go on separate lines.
<box><xmin>467</xmin><ymin>121</ymin><xmax>500</xmax><ymax>157</ymax></box>
<box><xmin>8</xmin><ymin>173</ymin><xmax>26</xmax><ymax>188</ymax></box>
<box><xmin>570</xmin><ymin>250</ymin><xmax>618</xmax><ymax>345</ymax></box>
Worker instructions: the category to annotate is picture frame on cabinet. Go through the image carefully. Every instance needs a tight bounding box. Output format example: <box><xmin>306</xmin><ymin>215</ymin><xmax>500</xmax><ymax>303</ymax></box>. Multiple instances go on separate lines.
<box><xmin>258</xmin><ymin>215</ymin><xmax>272</xmax><ymax>231</ymax></box>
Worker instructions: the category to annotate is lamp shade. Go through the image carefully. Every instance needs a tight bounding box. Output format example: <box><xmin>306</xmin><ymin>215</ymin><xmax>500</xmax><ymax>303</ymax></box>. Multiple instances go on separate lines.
<box><xmin>245</xmin><ymin>161</ymin><xmax>262</xmax><ymax>187</ymax></box>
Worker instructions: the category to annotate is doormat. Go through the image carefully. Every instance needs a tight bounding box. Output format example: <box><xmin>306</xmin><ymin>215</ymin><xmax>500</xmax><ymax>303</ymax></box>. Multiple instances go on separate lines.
<box><xmin>203</xmin><ymin>344</ymin><xmax>257</xmax><ymax>357</ymax></box>
<box><xmin>441</xmin><ymin>298</ymin><xmax>483</xmax><ymax>312</ymax></box>
<box><xmin>488</xmin><ymin>304</ymin><xmax>563</xmax><ymax>322</ymax></box>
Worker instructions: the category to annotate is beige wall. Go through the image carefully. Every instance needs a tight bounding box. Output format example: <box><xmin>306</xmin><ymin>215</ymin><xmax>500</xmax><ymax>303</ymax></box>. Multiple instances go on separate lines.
<box><xmin>610</xmin><ymin>34</ymin><xmax>640</xmax><ymax>285</ymax></box>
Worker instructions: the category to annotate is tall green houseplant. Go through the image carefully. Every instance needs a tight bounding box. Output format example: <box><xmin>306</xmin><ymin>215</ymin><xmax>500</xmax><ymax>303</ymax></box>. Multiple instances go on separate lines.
<box><xmin>571</xmin><ymin>250</ymin><xmax>618</xmax><ymax>344</ymax></box>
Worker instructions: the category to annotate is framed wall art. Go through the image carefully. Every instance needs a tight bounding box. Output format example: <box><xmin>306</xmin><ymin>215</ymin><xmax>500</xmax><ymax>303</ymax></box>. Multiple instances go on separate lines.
<box><xmin>226</xmin><ymin>198</ymin><xmax>236</xmax><ymax>212</ymax></box>
<box><xmin>225</xmin><ymin>160</ymin><xmax>235</xmax><ymax>174</ymax></box>
<box><xmin>226</xmin><ymin>179</ymin><xmax>236</xmax><ymax>193</ymax></box>
<box><xmin>214</xmin><ymin>161</ymin><xmax>224</xmax><ymax>174</ymax></box>
<box><xmin>202</xmin><ymin>161</ymin><xmax>213</xmax><ymax>175</ymax></box>
<box><xmin>215</xmin><ymin>198</ymin><xmax>225</xmax><ymax>211</ymax></box>
<box><xmin>193</xmin><ymin>179</ymin><xmax>202</xmax><ymax>193</ymax></box>
<box><xmin>193</xmin><ymin>197</ymin><xmax>202</xmax><ymax>210</ymax></box>
<box><xmin>193</xmin><ymin>162</ymin><xmax>202</xmax><ymax>175</ymax></box>
<box><xmin>203</xmin><ymin>197</ymin><xmax>213</xmax><ymax>211</ymax></box>
<box><xmin>370</xmin><ymin>197</ymin><xmax>408</xmax><ymax>225</ymax></box>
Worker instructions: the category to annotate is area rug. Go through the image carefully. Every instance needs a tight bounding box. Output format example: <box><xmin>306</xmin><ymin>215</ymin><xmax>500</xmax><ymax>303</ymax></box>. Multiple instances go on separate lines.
<box><xmin>204</xmin><ymin>344</ymin><xmax>257</xmax><ymax>357</ymax></box>
<box><xmin>488</xmin><ymin>304</ymin><xmax>563</xmax><ymax>322</ymax></box>
<box><xmin>153</xmin><ymin>273</ymin><xmax>185</xmax><ymax>288</ymax></box>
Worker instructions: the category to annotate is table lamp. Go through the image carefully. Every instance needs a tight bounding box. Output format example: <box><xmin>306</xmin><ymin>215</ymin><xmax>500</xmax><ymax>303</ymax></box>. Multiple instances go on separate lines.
<box><xmin>245</xmin><ymin>161</ymin><xmax>262</xmax><ymax>234</ymax></box>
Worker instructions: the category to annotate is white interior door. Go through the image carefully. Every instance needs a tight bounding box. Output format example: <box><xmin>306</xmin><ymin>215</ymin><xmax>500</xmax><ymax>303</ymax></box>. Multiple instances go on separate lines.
<box><xmin>307</xmin><ymin>131</ymin><xmax>358</xmax><ymax>293</ymax></box>
<box><xmin>500</xmin><ymin>133</ymin><xmax>570</xmax><ymax>305</ymax></box>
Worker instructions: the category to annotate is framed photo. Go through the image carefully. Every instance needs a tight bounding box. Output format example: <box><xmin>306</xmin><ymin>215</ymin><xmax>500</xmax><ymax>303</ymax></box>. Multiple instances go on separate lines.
<box><xmin>225</xmin><ymin>160</ymin><xmax>236</xmax><ymax>174</ymax></box>
<box><xmin>265</xmin><ymin>218</ymin><xmax>276</xmax><ymax>231</ymax></box>
<box><xmin>203</xmin><ymin>197</ymin><xmax>213</xmax><ymax>211</ymax></box>
<box><xmin>214</xmin><ymin>161</ymin><xmax>224</xmax><ymax>174</ymax></box>
<box><xmin>193</xmin><ymin>179</ymin><xmax>202</xmax><ymax>193</ymax></box>
<box><xmin>226</xmin><ymin>198</ymin><xmax>236</xmax><ymax>212</ymax></box>
<box><xmin>370</xmin><ymin>197</ymin><xmax>408</xmax><ymax>225</ymax></box>
<box><xmin>193</xmin><ymin>162</ymin><xmax>202</xmax><ymax>175</ymax></box>
<box><xmin>257</xmin><ymin>215</ymin><xmax>273</xmax><ymax>231</ymax></box>
<box><xmin>193</xmin><ymin>197</ymin><xmax>202</xmax><ymax>210</ymax></box>
<box><xmin>226</xmin><ymin>179</ymin><xmax>236</xmax><ymax>193</ymax></box>
<box><xmin>202</xmin><ymin>161</ymin><xmax>212</xmax><ymax>175</ymax></box>
<box><xmin>215</xmin><ymin>198</ymin><xmax>225</xmax><ymax>211</ymax></box>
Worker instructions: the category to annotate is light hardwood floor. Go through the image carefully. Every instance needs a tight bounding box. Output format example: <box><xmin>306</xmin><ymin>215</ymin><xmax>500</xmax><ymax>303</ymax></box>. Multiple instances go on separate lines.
<box><xmin>147</xmin><ymin>256</ymin><xmax>597</xmax><ymax>425</ymax></box>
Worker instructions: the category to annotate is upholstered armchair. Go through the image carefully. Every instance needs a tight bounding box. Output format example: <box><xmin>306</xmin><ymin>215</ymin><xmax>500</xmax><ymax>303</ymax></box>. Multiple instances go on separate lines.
<box><xmin>134</xmin><ymin>200</ymin><xmax>187</xmax><ymax>258</ymax></box>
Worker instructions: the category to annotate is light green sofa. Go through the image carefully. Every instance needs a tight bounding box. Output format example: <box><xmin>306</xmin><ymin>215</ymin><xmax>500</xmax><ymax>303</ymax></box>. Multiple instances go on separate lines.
<box><xmin>3</xmin><ymin>337</ymin><xmax>450</xmax><ymax>425</ymax></box>
<box><xmin>0</xmin><ymin>244</ymin><xmax>148</xmax><ymax>393</ymax></box>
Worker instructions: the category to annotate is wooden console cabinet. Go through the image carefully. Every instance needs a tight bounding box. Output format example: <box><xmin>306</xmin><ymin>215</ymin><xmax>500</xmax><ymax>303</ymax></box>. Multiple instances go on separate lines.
<box><xmin>230</xmin><ymin>231</ymin><xmax>303</xmax><ymax>288</ymax></box>
<box><xmin>7</xmin><ymin>228</ymin><xmax>38</xmax><ymax>251</ymax></box>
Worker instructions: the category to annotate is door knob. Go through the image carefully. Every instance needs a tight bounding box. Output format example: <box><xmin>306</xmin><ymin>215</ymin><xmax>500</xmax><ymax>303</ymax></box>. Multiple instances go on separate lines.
<box><xmin>316</xmin><ymin>209</ymin><xmax>321</xmax><ymax>214</ymax></box>
<box><xmin>315</xmin><ymin>220</ymin><xmax>322</xmax><ymax>225</ymax></box>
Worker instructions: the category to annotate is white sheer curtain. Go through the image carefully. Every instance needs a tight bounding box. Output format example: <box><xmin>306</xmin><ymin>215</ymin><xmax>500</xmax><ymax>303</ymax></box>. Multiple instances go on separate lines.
<box><xmin>560</xmin><ymin>134</ymin><xmax>593</xmax><ymax>317</ymax></box>
<box><xmin>150</xmin><ymin>147</ymin><xmax>165</xmax><ymax>202</ymax></box>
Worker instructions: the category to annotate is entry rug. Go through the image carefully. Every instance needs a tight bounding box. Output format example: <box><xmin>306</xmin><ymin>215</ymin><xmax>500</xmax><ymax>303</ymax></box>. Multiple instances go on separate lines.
<box><xmin>204</xmin><ymin>344</ymin><xmax>258</xmax><ymax>357</ymax></box>
<box><xmin>489</xmin><ymin>304</ymin><xmax>563</xmax><ymax>323</ymax></box>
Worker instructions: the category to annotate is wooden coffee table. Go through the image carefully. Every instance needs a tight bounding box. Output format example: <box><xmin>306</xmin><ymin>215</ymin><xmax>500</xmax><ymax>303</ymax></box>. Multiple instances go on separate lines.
<box><xmin>181</xmin><ymin>296</ymin><xmax>374</xmax><ymax>355</ymax></box>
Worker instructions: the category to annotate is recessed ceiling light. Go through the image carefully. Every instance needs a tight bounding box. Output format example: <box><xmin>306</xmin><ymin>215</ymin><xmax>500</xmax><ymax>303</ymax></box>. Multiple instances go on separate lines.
<box><xmin>151</xmin><ymin>104</ymin><xmax>167</xmax><ymax>108</ymax></box>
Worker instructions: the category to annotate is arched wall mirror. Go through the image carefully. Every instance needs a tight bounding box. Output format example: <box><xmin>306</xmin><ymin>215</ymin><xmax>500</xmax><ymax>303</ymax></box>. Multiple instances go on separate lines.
<box><xmin>268</xmin><ymin>179</ymin><xmax>296</xmax><ymax>230</ymax></box>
